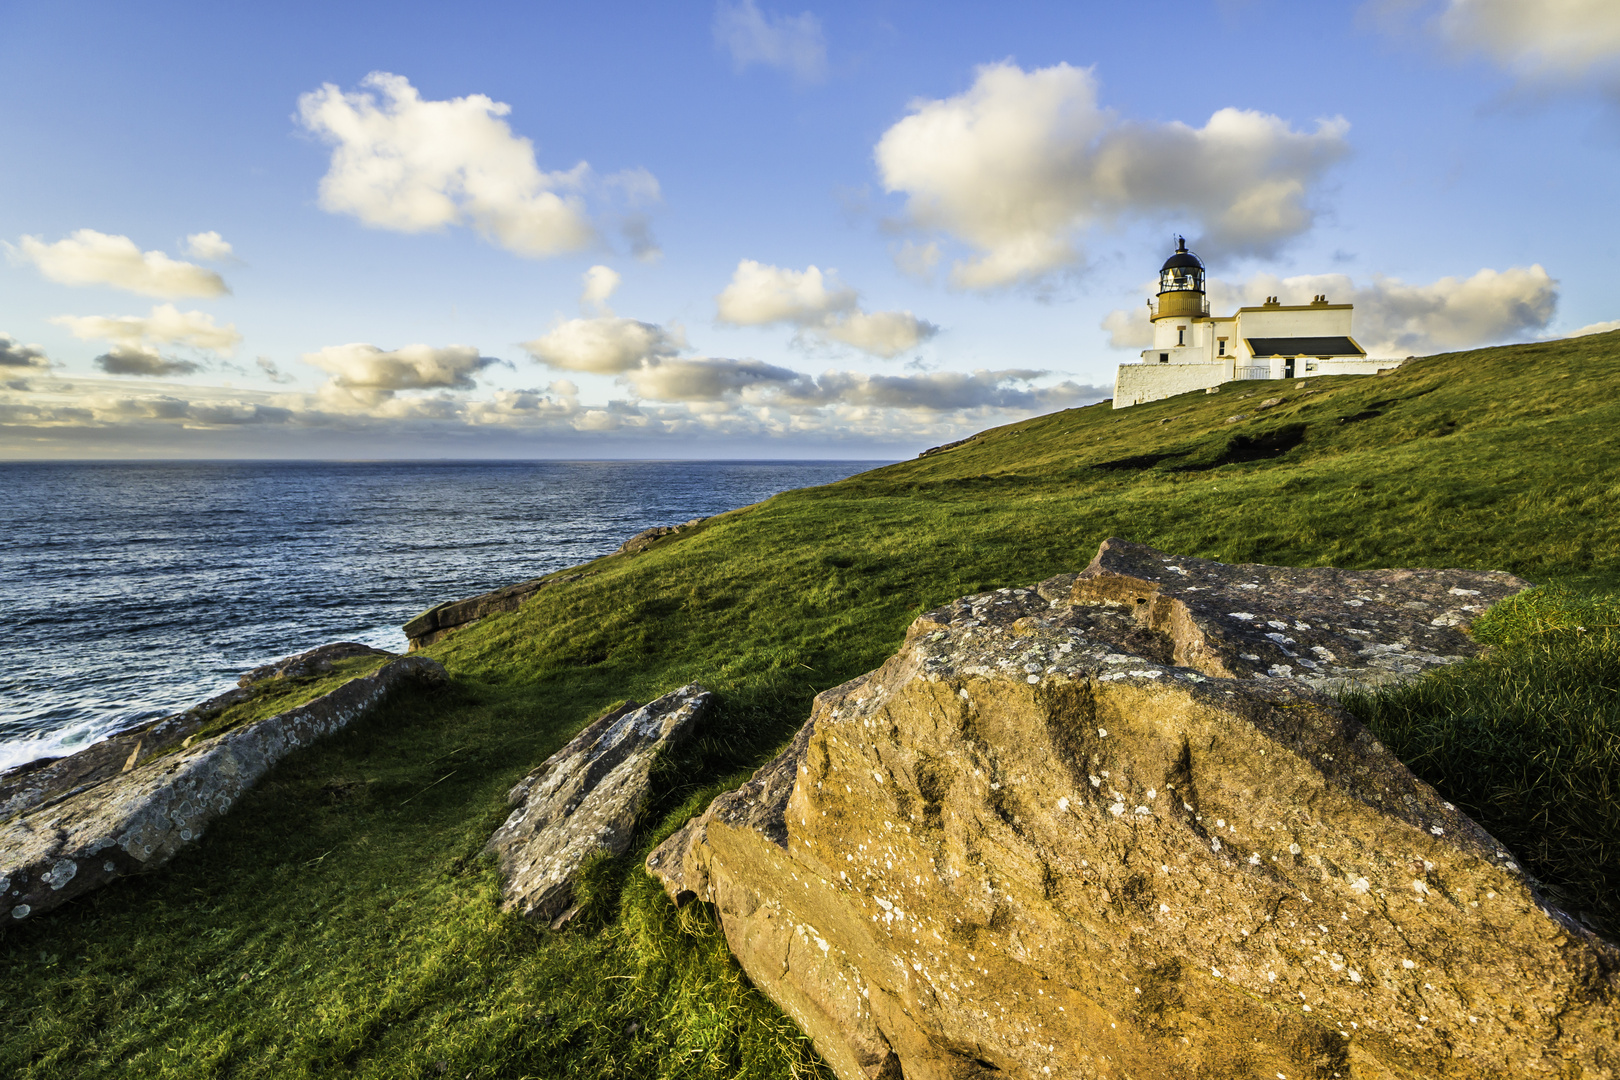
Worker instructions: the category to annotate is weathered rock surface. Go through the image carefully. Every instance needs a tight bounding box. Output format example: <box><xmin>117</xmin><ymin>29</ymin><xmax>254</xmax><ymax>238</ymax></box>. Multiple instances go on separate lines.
<box><xmin>650</xmin><ymin>539</ymin><xmax>1618</xmax><ymax>1079</ymax></box>
<box><xmin>405</xmin><ymin>574</ymin><xmax>587</xmax><ymax>650</ymax></box>
<box><xmin>238</xmin><ymin>641</ymin><xmax>391</xmax><ymax>687</ymax></box>
<box><xmin>615</xmin><ymin>516</ymin><xmax>708</xmax><ymax>556</ymax></box>
<box><xmin>1</xmin><ymin>652</ymin><xmax>446</xmax><ymax>925</ymax></box>
<box><xmin>488</xmin><ymin>685</ymin><xmax>711</xmax><ymax>928</ymax></box>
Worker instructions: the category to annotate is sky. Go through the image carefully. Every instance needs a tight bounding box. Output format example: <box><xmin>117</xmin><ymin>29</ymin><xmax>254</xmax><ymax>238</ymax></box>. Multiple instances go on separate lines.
<box><xmin>1</xmin><ymin>0</ymin><xmax>1617</xmax><ymax>459</ymax></box>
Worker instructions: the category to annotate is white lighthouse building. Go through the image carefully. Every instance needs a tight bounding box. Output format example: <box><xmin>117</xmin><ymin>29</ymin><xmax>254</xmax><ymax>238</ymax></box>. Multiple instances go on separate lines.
<box><xmin>1112</xmin><ymin>238</ymin><xmax>1398</xmax><ymax>409</ymax></box>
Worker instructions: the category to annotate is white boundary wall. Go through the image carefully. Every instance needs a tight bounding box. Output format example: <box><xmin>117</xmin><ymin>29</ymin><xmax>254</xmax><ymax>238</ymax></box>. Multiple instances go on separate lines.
<box><xmin>1114</xmin><ymin>358</ymin><xmax>1405</xmax><ymax>409</ymax></box>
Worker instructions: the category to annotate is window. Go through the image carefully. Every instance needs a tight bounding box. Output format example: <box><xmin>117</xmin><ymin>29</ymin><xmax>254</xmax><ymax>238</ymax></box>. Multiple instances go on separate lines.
<box><xmin>1159</xmin><ymin>353</ymin><xmax>1169</xmax><ymax>364</ymax></box>
<box><xmin>1177</xmin><ymin>327</ymin><xmax>1185</xmax><ymax>346</ymax></box>
<box><xmin>1217</xmin><ymin>338</ymin><xmax>1226</xmax><ymax>356</ymax></box>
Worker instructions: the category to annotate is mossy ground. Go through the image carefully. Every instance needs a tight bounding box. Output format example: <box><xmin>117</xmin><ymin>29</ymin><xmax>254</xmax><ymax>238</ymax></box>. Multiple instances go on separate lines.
<box><xmin>4</xmin><ymin>333</ymin><xmax>1618</xmax><ymax>1077</ymax></box>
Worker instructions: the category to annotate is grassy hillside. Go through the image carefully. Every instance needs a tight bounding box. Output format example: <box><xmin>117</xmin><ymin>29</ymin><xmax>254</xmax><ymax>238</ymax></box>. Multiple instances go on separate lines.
<box><xmin>4</xmin><ymin>332</ymin><xmax>1619</xmax><ymax>1078</ymax></box>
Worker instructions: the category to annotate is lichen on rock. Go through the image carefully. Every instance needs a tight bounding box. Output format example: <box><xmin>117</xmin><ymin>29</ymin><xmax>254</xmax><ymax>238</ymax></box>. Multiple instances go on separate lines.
<box><xmin>649</xmin><ymin>539</ymin><xmax>1617</xmax><ymax>1079</ymax></box>
<box><xmin>488</xmin><ymin>684</ymin><xmax>711</xmax><ymax>928</ymax></box>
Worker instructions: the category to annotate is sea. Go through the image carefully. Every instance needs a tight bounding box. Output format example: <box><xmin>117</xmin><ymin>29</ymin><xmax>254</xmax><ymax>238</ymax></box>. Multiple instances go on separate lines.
<box><xmin>0</xmin><ymin>459</ymin><xmax>881</xmax><ymax>772</ymax></box>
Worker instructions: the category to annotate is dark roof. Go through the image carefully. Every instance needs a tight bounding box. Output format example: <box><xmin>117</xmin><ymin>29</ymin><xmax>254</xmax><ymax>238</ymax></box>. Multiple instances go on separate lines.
<box><xmin>1245</xmin><ymin>336</ymin><xmax>1365</xmax><ymax>358</ymax></box>
<box><xmin>1160</xmin><ymin>237</ymin><xmax>1204</xmax><ymax>273</ymax></box>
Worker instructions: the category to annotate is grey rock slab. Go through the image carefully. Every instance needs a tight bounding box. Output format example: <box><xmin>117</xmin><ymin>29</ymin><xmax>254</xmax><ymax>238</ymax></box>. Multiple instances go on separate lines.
<box><xmin>1</xmin><ymin>654</ymin><xmax>446</xmax><ymax>925</ymax></box>
<box><xmin>487</xmin><ymin>684</ymin><xmax>711</xmax><ymax>928</ymax></box>
<box><xmin>403</xmin><ymin>573</ymin><xmax>587</xmax><ymax>650</ymax></box>
<box><xmin>238</xmin><ymin>641</ymin><xmax>392</xmax><ymax>687</ymax></box>
<box><xmin>1059</xmin><ymin>536</ymin><xmax>1532</xmax><ymax>693</ymax></box>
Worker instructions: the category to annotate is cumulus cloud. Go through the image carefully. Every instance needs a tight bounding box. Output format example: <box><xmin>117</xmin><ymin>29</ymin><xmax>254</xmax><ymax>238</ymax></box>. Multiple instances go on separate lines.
<box><xmin>304</xmin><ymin>342</ymin><xmax>500</xmax><ymax>407</ymax></box>
<box><xmin>0</xmin><ymin>334</ymin><xmax>50</xmax><ymax>370</ymax></box>
<box><xmin>95</xmin><ymin>345</ymin><xmax>203</xmax><ymax>377</ymax></box>
<box><xmin>297</xmin><ymin>72</ymin><xmax>600</xmax><ymax>258</ymax></box>
<box><xmin>8</xmin><ymin>229</ymin><xmax>229</xmax><ymax>298</ymax></box>
<box><xmin>184</xmin><ymin>231</ymin><xmax>234</xmax><ymax>261</ymax></box>
<box><xmin>581</xmin><ymin>264</ymin><xmax>622</xmax><ymax>313</ymax></box>
<box><xmin>1100</xmin><ymin>263</ymin><xmax>1559</xmax><ymax>355</ymax></box>
<box><xmin>875</xmin><ymin>62</ymin><xmax>1350</xmax><ymax>289</ymax></box>
<box><xmin>713</xmin><ymin>0</ymin><xmax>827</xmax><ymax>82</ymax></box>
<box><xmin>715</xmin><ymin>259</ymin><xmax>939</xmax><ymax>357</ymax></box>
<box><xmin>523</xmin><ymin>317</ymin><xmax>684</xmax><ymax>374</ymax></box>
<box><xmin>1566</xmin><ymin>319</ymin><xmax>1620</xmax><ymax>338</ymax></box>
<box><xmin>1436</xmin><ymin>0</ymin><xmax>1620</xmax><ymax>82</ymax></box>
<box><xmin>52</xmin><ymin>303</ymin><xmax>242</xmax><ymax>357</ymax></box>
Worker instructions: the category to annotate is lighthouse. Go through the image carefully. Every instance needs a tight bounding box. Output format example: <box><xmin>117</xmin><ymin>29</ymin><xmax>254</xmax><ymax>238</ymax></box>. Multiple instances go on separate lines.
<box><xmin>1111</xmin><ymin>238</ymin><xmax>1397</xmax><ymax>408</ymax></box>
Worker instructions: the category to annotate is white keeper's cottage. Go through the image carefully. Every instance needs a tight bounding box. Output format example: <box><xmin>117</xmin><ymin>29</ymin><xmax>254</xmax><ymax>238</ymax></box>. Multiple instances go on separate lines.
<box><xmin>1113</xmin><ymin>238</ymin><xmax>1399</xmax><ymax>409</ymax></box>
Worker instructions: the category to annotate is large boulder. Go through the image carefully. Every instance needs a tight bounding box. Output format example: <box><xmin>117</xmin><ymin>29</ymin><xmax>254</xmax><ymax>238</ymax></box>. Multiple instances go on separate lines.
<box><xmin>649</xmin><ymin>540</ymin><xmax>1619</xmax><ymax>1079</ymax></box>
<box><xmin>1</xmin><ymin>652</ymin><xmax>446</xmax><ymax>925</ymax></box>
<box><xmin>487</xmin><ymin>685</ymin><xmax>711</xmax><ymax>928</ymax></box>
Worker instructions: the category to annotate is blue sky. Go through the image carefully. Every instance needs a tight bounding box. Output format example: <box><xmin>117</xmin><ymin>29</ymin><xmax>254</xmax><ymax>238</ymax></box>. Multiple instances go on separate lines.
<box><xmin>2</xmin><ymin>0</ymin><xmax>1616</xmax><ymax>458</ymax></box>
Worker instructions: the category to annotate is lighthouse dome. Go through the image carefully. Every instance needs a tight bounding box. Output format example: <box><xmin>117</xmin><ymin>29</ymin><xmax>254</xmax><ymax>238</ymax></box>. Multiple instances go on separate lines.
<box><xmin>1160</xmin><ymin>241</ymin><xmax>1204</xmax><ymax>273</ymax></box>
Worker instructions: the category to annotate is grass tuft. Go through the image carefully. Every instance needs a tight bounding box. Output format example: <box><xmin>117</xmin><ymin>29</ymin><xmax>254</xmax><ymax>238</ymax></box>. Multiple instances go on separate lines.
<box><xmin>1343</xmin><ymin>586</ymin><xmax>1620</xmax><ymax>930</ymax></box>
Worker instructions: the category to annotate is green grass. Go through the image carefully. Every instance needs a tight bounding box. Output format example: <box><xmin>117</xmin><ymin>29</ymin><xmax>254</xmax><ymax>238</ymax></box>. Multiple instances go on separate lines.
<box><xmin>3</xmin><ymin>331</ymin><xmax>1619</xmax><ymax>1076</ymax></box>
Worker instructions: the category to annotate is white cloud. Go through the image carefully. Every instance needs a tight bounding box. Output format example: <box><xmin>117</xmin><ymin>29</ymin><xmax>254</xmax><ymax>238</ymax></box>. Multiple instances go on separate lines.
<box><xmin>713</xmin><ymin>0</ymin><xmax>827</xmax><ymax>82</ymax></box>
<box><xmin>95</xmin><ymin>346</ymin><xmax>202</xmax><ymax>377</ymax></box>
<box><xmin>1437</xmin><ymin>0</ymin><xmax>1620</xmax><ymax>81</ymax></box>
<box><xmin>624</xmin><ymin>357</ymin><xmax>810</xmax><ymax>402</ymax></box>
<box><xmin>581</xmin><ymin>265</ymin><xmax>622</xmax><ymax>313</ymax></box>
<box><xmin>53</xmin><ymin>303</ymin><xmax>243</xmax><ymax>355</ymax></box>
<box><xmin>304</xmin><ymin>343</ymin><xmax>499</xmax><ymax>408</ymax></box>
<box><xmin>715</xmin><ymin>259</ymin><xmax>939</xmax><ymax>357</ymax></box>
<box><xmin>0</xmin><ymin>334</ymin><xmax>50</xmax><ymax>370</ymax></box>
<box><xmin>184</xmin><ymin>231</ymin><xmax>234</xmax><ymax>261</ymax></box>
<box><xmin>875</xmin><ymin>62</ymin><xmax>1350</xmax><ymax>289</ymax></box>
<box><xmin>1566</xmin><ymin>319</ymin><xmax>1620</xmax><ymax>338</ymax></box>
<box><xmin>1100</xmin><ymin>264</ymin><xmax>1559</xmax><ymax>355</ymax></box>
<box><xmin>8</xmin><ymin>229</ymin><xmax>229</xmax><ymax>298</ymax></box>
<box><xmin>296</xmin><ymin>72</ymin><xmax>599</xmax><ymax>258</ymax></box>
<box><xmin>522</xmin><ymin>316</ymin><xmax>684</xmax><ymax>374</ymax></box>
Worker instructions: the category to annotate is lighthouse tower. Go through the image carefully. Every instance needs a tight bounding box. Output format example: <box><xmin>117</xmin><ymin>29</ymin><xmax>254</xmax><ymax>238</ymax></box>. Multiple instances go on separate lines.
<box><xmin>1153</xmin><ymin>236</ymin><xmax>1207</xmax><ymax>322</ymax></box>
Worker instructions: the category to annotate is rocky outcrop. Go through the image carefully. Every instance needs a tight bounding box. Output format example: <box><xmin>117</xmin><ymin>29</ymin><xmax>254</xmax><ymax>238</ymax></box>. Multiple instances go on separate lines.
<box><xmin>0</xmin><ymin>642</ymin><xmax>393</xmax><ymax>824</ymax></box>
<box><xmin>238</xmin><ymin>641</ymin><xmax>391</xmax><ymax>687</ymax></box>
<box><xmin>487</xmin><ymin>685</ymin><xmax>710</xmax><ymax>928</ymax></box>
<box><xmin>405</xmin><ymin>574</ymin><xmax>586</xmax><ymax>650</ymax></box>
<box><xmin>649</xmin><ymin>539</ymin><xmax>1618</xmax><ymax>1079</ymax></box>
<box><xmin>1</xmin><ymin>651</ymin><xmax>446</xmax><ymax>925</ymax></box>
<box><xmin>404</xmin><ymin>518</ymin><xmax>712</xmax><ymax>650</ymax></box>
<box><xmin>614</xmin><ymin>517</ymin><xmax>708</xmax><ymax>556</ymax></box>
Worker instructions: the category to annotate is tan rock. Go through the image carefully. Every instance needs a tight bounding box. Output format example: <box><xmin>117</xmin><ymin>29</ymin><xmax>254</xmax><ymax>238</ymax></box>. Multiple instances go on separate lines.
<box><xmin>649</xmin><ymin>540</ymin><xmax>1617</xmax><ymax>1079</ymax></box>
<box><xmin>488</xmin><ymin>685</ymin><xmax>711</xmax><ymax>928</ymax></box>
